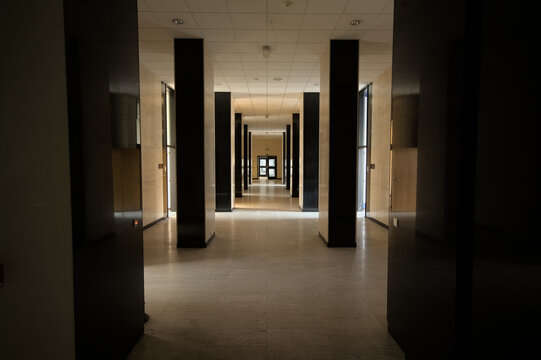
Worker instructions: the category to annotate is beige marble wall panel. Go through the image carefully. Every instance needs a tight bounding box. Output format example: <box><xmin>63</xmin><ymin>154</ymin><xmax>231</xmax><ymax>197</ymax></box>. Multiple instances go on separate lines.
<box><xmin>251</xmin><ymin>136</ymin><xmax>283</xmax><ymax>177</ymax></box>
<box><xmin>140</xmin><ymin>65</ymin><xmax>166</xmax><ymax>226</ymax></box>
<box><xmin>368</xmin><ymin>68</ymin><xmax>392</xmax><ymax>226</ymax></box>
<box><xmin>204</xmin><ymin>44</ymin><xmax>216</xmax><ymax>240</ymax></box>
<box><xmin>318</xmin><ymin>45</ymin><xmax>330</xmax><ymax>240</ymax></box>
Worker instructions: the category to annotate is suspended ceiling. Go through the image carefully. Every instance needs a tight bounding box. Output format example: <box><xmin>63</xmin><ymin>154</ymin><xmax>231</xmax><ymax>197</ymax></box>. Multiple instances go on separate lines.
<box><xmin>138</xmin><ymin>0</ymin><xmax>393</xmax><ymax>131</ymax></box>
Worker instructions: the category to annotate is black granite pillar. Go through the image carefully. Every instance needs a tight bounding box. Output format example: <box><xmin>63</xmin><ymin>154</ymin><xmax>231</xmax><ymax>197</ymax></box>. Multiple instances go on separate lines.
<box><xmin>282</xmin><ymin>132</ymin><xmax>286</xmax><ymax>184</ymax></box>
<box><xmin>286</xmin><ymin>124</ymin><xmax>291</xmax><ymax>190</ymax></box>
<box><xmin>318</xmin><ymin>40</ymin><xmax>358</xmax><ymax>247</ymax></box>
<box><xmin>302</xmin><ymin>93</ymin><xmax>319</xmax><ymax>211</ymax></box>
<box><xmin>234</xmin><ymin>113</ymin><xmax>242</xmax><ymax>197</ymax></box>
<box><xmin>215</xmin><ymin>92</ymin><xmax>232</xmax><ymax>212</ymax></box>
<box><xmin>243</xmin><ymin>124</ymin><xmax>248</xmax><ymax>190</ymax></box>
<box><xmin>174</xmin><ymin>39</ymin><xmax>214</xmax><ymax>248</ymax></box>
<box><xmin>291</xmin><ymin>113</ymin><xmax>299</xmax><ymax>198</ymax></box>
<box><xmin>248</xmin><ymin>132</ymin><xmax>252</xmax><ymax>184</ymax></box>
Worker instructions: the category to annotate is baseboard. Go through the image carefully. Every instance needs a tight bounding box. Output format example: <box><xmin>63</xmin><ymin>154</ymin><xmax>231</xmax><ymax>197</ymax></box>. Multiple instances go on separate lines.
<box><xmin>318</xmin><ymin>232</ymin><xmax>328</xmax><ymax>246</ymax></box>
<box><xmin>366</xmin><ymin>216</ymin><xmax>389</xmax><ymax>229</ymax></box>
<box><xmin>318</xmin><ymin>232</ymin><xmax>357</xmax><ymax>247</ymax></box>
<box><xmin>300</xmin><ymin>204</ymin><xmax>318</xmax><ymax>212</ymax></box>
<box><xmin>143</xmin><ymin>216</ymin><xmax>167</xmax><ymax>230</ymax></box>
<box><xmin>205</xmin><ymin>232</ymin><xmax>216</xmax><ymax>246</ymax></box>
<box><xmin>215</xmin><ymin>209</ymin><xmax>232</xmax><ymax>212</ymax></box>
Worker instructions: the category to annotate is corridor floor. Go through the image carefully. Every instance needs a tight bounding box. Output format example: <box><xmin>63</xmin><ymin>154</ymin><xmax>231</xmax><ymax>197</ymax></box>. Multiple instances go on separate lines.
<box><xmin>129</xmin><ymin>184</ymin><xmax>404</xmax><ymax>359</ymax></box>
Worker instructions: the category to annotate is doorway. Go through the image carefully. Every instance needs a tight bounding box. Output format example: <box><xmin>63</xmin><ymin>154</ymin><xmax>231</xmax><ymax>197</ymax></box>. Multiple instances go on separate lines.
<box><xmin>162</xmin><ymin>83</ymin><xmax>176</xmax><ymax>216</ymax></box>
<box><xmin>358</xmin><ymin>85</ymin><xmax>371</xmax><ymax>216</ymax></box>
<box><xmin>257</xmin><ymin>155</ymin><xmax>278</xmax><ymax>179</ymax></box>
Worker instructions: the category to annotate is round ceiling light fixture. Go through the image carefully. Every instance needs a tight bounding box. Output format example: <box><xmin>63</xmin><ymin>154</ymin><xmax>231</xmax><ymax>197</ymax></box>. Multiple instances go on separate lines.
<box><xmin>172</xmin><ymin>18</ymin><xmax>184</xmax><ymax>25</ymax></box>
<box><xmin>273</xmin><ymin>77</ymin><xmax>282</xmax><ymax>81</ymax></box>
<box><xmin>350</xmin><ymin>19</ymin><xmax>363</xmax><ymax>26</ymax></box>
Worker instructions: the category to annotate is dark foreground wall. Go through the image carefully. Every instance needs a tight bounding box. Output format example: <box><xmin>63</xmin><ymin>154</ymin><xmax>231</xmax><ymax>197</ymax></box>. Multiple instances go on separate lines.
<box><xmin>63</xmin><ymin>0</ymin><xmax>144</xmax><ymax>357</ymax></box>
<box><xmin>388</xmin><ymin>0</ymin><xmax>538</xmax><ymax>358</ymax></box>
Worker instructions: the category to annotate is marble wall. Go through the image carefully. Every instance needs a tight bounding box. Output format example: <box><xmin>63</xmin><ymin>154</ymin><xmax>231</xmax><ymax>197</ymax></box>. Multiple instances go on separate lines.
<box><xmin>368</xmin><ymin>68</ymin><xmax>392</xmax><ymax>226</ymax></box>
<box><xmin>318</xmin><ymin>45</ymin><xmax>330</xmax><ymax>240</ymax></box>
<box><xmin>204</xmin><ymin>45</ymin><xmax>216</xmax><ymax>241</ymax></box>
<box><xmin>139</xmin><ymin>65</ymin><xmax>166</xmax><ymax>226</ymax></box>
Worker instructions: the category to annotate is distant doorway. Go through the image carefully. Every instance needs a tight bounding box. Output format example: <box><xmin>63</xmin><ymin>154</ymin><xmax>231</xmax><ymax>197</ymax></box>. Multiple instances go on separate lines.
<box><xmin>257</xmin><ymin>155</ymin><xmax>277</xmax><ymax>179</ymax></box>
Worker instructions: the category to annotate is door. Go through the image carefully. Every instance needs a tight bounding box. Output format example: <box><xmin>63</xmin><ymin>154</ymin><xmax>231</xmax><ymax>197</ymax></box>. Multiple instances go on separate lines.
<box><xmin>258</xmin><ymin>156</ymin><xmax>267</xmax><ymax>177</ymax></box>
<box><xmin>268</xmin><ymin>156</ymin><xmax>277</xmax><ymax>179</ymax></box>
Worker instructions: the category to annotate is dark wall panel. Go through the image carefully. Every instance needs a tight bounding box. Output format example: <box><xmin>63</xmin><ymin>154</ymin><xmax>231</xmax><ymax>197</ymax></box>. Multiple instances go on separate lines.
<box><xmin>302</xmin><ymin>93</ymin><xmax>319</xmax><ymax>211</ymax></box>
<box><xmin>282</xmin><ymin>132</ymin><xmax>286</xmax><ymax>184</ymax></box>
<box><xmin>215</xmin><ymin>92</ymin><xmax>232</xmax><ymax>211</ymax></box>
<box><xmin>63</xmin><ymin>0</ymin><xmax>144</xmax><ymax>357</ymax></box>
<box><xmin>174</xmin><ymin>39</ymin><xmax>207</xmax><ymax>248</ymax></box>
<box><xmin>235</xmin><ymin>113</ymin><xmax>242</xmax><ymax>197</ymax></box>
<box><xmin>291</xmin><ymin>113</ymin><xmax>299</xmax><ymax>198</ymax></box>
<box><xmin>472</xmin><ymin>1</ymin><xmax>538</xmax><ymax>358</ymax></box>
<box><xmin>327</xmin><ymin>40</ymin><xmax>358</xmax><ymax>247</ymax></box>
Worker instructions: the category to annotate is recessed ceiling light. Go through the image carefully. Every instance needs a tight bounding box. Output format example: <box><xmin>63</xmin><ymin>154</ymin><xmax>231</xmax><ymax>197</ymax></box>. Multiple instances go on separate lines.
<box><xmin>273</xmin><ymin>77</ymin><xmax>282</xmax><ymax>81</ymax></box>
<box><xmin>350</xmin><ymin>19</ymin><xmax>363</xmax><ymax>26</ymax></box>
<box><xmin>254</xmin><ymin>77</ymin><xmax>259</xmax><ymax>81</ymax></box>
<box><xmin>282</xmin><ymin>0</ymin><xmax>294</xmax><ymax>8</ymax></box>
<box><xmin>172</xmin><ymin>18</ymin><xmax>184</xmax><ymax>25</ymax></box>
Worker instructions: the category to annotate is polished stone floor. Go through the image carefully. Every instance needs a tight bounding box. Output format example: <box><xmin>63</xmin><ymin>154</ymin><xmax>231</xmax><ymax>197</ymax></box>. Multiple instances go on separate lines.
<box><xmin>129</xmin><ymin>184</ymin><xmax>404</xmax><ymax>359</ymax></box>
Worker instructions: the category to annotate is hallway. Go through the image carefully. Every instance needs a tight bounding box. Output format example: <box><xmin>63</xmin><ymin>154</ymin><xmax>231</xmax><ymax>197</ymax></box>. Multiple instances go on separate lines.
<box><xmin>129</xmin><ymin>186</ymin><xmax>404</xmax><ymax>359</ymax></box>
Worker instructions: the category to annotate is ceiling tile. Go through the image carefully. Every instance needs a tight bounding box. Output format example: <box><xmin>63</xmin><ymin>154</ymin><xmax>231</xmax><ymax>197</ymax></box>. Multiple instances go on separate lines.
<box><xmin>292</xmin><ymin>53</ymin><xmax>319</xmax><ymax>62</ymax></box>
<box><xmin>227</xmin><ymin>0</ymin><xmax>267</xmax><ymax>13</ymax></box>
<box><xmin>139</xmin><ymin>28</ymin><xmax>172</xmax><ymax>41</ymax></box>
<box><xmin>305</xmin><ymin>0</ymin><xmax>348</xmax><ymax>14</ymax></box>
<box><xmin>138</xmin><ymin>0</ymin><xmax>151</xmax><ymax>11</ymax></box>
<box><xmin>268</xmin><ymin>30</ymin><xmax>300</xmax><ymax>42</ymax></box>
<box><xmin>186</xmin><ymin>0</ymin><xmax>228</xmax><ymax>12</ymax></box>
<box><xmin>362</xmin><ymin>30</ymin><xmax>393</xmax><ymax>43</ymax></box>
<box><xmin>268</xmin><ymin>14</ymin><xmax>304</xmax><ymax>29</ymax></box>
<box><xmin>295</xmin><ymin>42</ymin><xmax>327</xmax><ymax>53</ymax></box>
<box><xmin>301</xmin><ymin>14</ymin><xmax>340</xmax><ymax>30</ymax></box>
<box><xmin>235</xmin><ymin>29</ymin><xmax>269</xmax><ymax>42</ymax></box>
<box><xmin>154</xmin><ymin>12</ymin><xmax>198</xmax><ymax>28</ymax></box>
<box><xmin>230</xmin><ymin>13</ymin><xmax>267</xmax><ymax>29</ymax></box>
<box><xmin>268</xmin><ymin>0</ymin><xmax>307</xmax><ymax>13</ymax></box>
<box><xmin>382</xmin><ymin>0</ymin><xmax>394</xmax><ymax>14</ymax></box>
<box><xmin>298</xmin><ymin>30</ymin><xmax>332</xmax><ymax>42</ymax></box>
<box><xmin>168</xmin><ymin>28</ymin><xmax>204</xmax><ymax>38</ymax></box>
<box><xmin>335</xmin><ymin>14</ymin><xmax>377</xmax><ymax>30</ymax></box>
<box><xmin>193</xmin><ymin>13</ymin><xmax>233</xmax><ymax>28</ymax></box>
<box><xmin>370</xmin><ymin>14</ymin><xmax>394</xmax><ymax>30</ymax></box>
<box><xmin>344</xmin><ymin>0</ymin><xmax>388</xmax><ymax>14</ymax></box>
<box><xmin>144</xmin><ymin>41</ymin><xmax>174</xmax><ymax>55</ymax></box>
<box><xmin>138</xmin><ymin>12</ymin><xmax>162</xmax><ymax>28</ymax></box>
<box><xmin>331</xmin><ymin>30</ymin><xmax>365</xmax><ymax>40</ymax></box>
<box><xmin>145</xmin><ymin>0</ymin><xmax>190</xmax><ymax>12</ymax></box>
<box><xmin>214</xmin><ymin>53</ymin><xmax>242</xmax><ymax>62</ymax></box>
<box><xmin>201</xmin><ymin>29</ymin><xmax>236</xmax><ymax>41</ymax></box>
<box><xmin>206</xmin><ymin>41</ymin><xmax>239</xmax><ymax>53</ymax></box>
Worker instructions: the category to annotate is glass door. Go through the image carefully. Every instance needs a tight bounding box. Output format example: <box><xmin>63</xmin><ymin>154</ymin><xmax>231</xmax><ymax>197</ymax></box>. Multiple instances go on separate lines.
<box><xmin>268</xmin><ymin>156</ymin><xmax>277</xmax><ymax>179</ymax></box>
<box><xmin>258</xmin><ymin>156</ymin><xmax>267</xmax><ymax>177</ymax></box>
